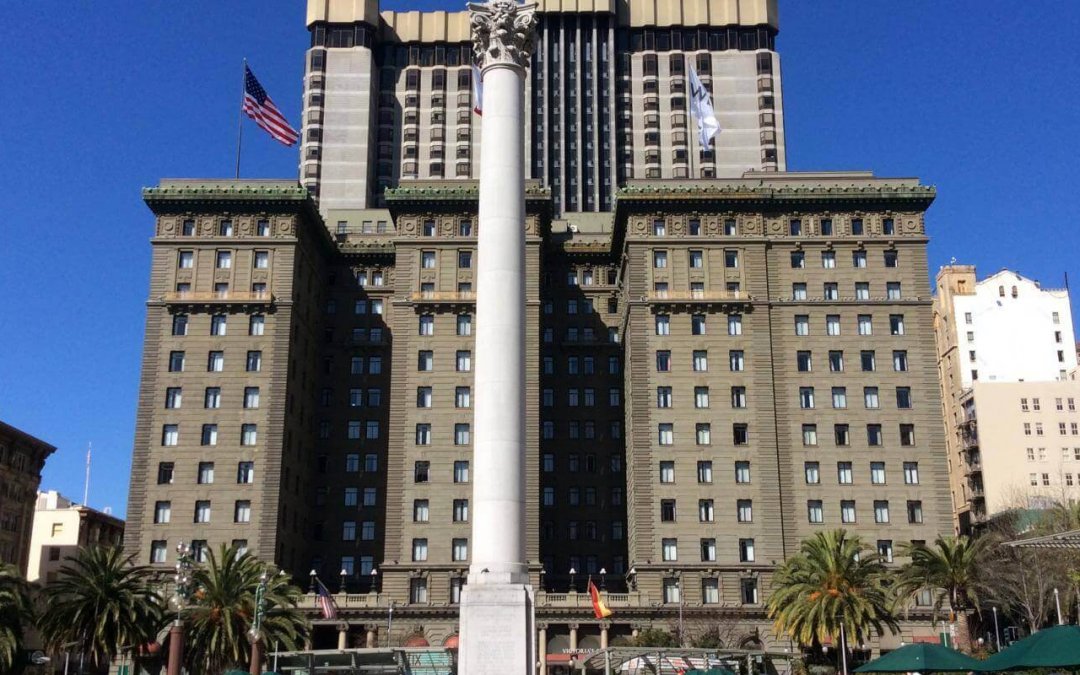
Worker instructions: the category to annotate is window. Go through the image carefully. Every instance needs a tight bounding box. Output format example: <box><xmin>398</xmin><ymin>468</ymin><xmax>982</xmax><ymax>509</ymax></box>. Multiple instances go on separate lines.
<box><xmin>455</xmin><ymin>350</ymin><xmax>473</xmax><ymax>372</ymax></box>
<box><xmin>861</xmin><ymin>351</ymin><xmax>876</xmax><ymax>372</ymax></box>
<box><xmin>165</xmin><ymin>387</ymin><xmax>183</xmax><ymax>409</ymax></box>
<box><xmin>741</xmin><ymin>578</ymin><xmax>759</xmax><ymax>605</ymax></box>
<box><xmin>419</xmin><ymin>314</ymin><xmax>434</xmax><ymax>336</ymax></box>
<box><xmin>698</xmin><ymin>500</ymin><xmax>715</xmax><ymax>522</ymax></box>
<box><xmin>841</xmin><ymin>500</ymin><xmax>857</xmax><ymax>523</ymax></box>
<box><xmin>415</xmin><ymin>424</ymin><xmax>431</xmax><ymax>445</ymax></box>
<box><xmin>730</xmin><ymin>350</ymin><xmax>745</xmax><ymax>371</ymax></box>
<box><xmin>907</xmin><ymin>500</ymin><xmax>923</xmax><ymax>524</ymax></box>
<box><xmin>655</xmin><ymin>314</ymin><xmax>670</xmax><ymax>335</ymax></box>
<box><xmin>832</xmin><ymin>387</ymin><xmax>847</xmax><ymax>409</ymax></box>
<box><xmin>656</xmin><ymin>350</ymin><xmax>672</xmax><ymax>371</ymax></box>
<box><xmin>878</xmin><ymin>540</ymin><xmax>894</xmax><ymax>563</ymax></box>
<box><xmin>887</xmin><ymin>282</ymin><xmax>901</xmax><ymax>299</ymax></box>
<box><xmin>455</xmin><ymin>387</ymin><xmax>471</xmax><ymax>408</ymax></box>
<box><xmin>454</xmin><ymin>461</ymin><xmax>470</xmax><ymax>483</ymax></box>
<box><xmin>692</xmin><ymin>314</ymin><xmax>707</xmax><ymax>335</ymax></box>
<box><xmin>793</xmin><ymin>283</ymin><xmax>807</xmax><ymax>300</ymax></box>
<box><xmin>900</xmin><ymin>424</ymin><xmax>916</xmax><ymax>446</ymax></box>
<box><xmin>820</xmin><ymin>218</ymin><xmax>834</xmax><ymax>236</ymax></box>
<box><xmin>697</xmin><ymin>461</ymin><xmax>713</xmax><ymax>484</ymax></box>
<box><xmin>237</xmin><ymin>462</ymin><xmax>254</xmax><ymax>484</ymax></box>
<box><xmin>858</xmin><ymin>315</ymin><xmax>873</xmax><ymax>336</ymax></box>
<box><xmin>653</xmin><ymin>250</ymin><xmax>668</xmax><ymax>268</ymax></box>
<box><xmin>884</xmin><ymin>250</ymin><xmax>898</xmax><ymax>268</ymax></box>
<box><xmin>821</xmin><ymin>251</ymin><xmax>836</xmax><ymax>268</ymax></box>
<box><xmin>161</xmin><ymin>424</ymin><xmax>179</xmax><ymax>446</ymax></box>
<box><xmin>197</xmin><ymin>462</ymin><xmax>214</xmax><ymax>484</ymax></box>
<box><xmin>453</xmin><ymin>499</ymin><xmax>469</xmax><ymax>522</ymax></box>
<box><xmin>457</xmin><ymin>314</ymin><xmax>472</xmax><ymax>336</ymax></box>
<box><xmin>904</xmin><ymin>462</ymin><xmax>920</xmax><ymax>484</ymax></box>
<box><xmin>234</xmin><ymin>501</ymin><xmax>251</xmax><ymax>523</ymax></box>
<box><xmin>724</xmin><ymin>250</ymin><xmax>739</xmax><ymax>268</ymax></box>
<box><xmin>157</xmin><ymin>462</ymin><xmax>174</xmax><ymax>485</ymax></box>
<box><xmin>731</xmin><ymin>386</ymin><xmax>747</xmax><ymax>408</ymax></box>
<box><xmin>791</xmin><ymin>251</ymin><xmax>805</xmax><ymax>268</ymax></box>
<box><xmin>728</xmin><ymin>314</ymin><xmax>742</xmax><ymax>335</ymax></box>
<box><xmin>808</xmin><ymin>500</ymin><xmax>824</xmax><ymax>523</ymax></box>
<box><xmin>700</xmin><ymin>538</ymin><xmax>717</xmax><ymax>562</ymax></box>
<box><xmin>837</xmin><ymin>462</ymin><xmax>853</xmax><ymax>484</ymax></box>
<box><xmin>864</xmin><ymin>387</ymin><xmax>880</xmax><ymax>409</ymax></box>
<box><xmin>418</xmin><ymin>351</ymin><xmax>433</xmax><ymax>371</ymax></box>
<box><xmin>178</xmin><ymin>250</ymin><xmax>194</xmax><ymax>269</ymax></box>
<box><xmin>826</xmin><ymin>315</ymin><xmax>841</xmax><ymax>336</ymax></box>
<box><xmin>253</xmin><ymin>251</ymin><xmax>269</xmax><ymax>270</ymax></box>
<box><xmin>689</xmin><ymin>250</ymin><xmax>703</xmax><ymax>268</ymax></box>
<box><xmin>735</xmin><ymin>461</ymin><xmax>751</xmax><ymax>484</ymax></box>
<box><xmin>737</xmin><ymin>499</ymin><xmax>753</xmax><ymax>522</ymax></box>
<box><xmin>421</xmin><ymin>251</ymin><xmax>436</xmax><ymax>269</ymax></box>
<box><xmin>216</xmin><ymin>250</ymin><xmax>232</xmax><ymax>269</ymax></box>
<box><xmin>244</xmin><ymin>387</ymin><xmax>259</xmax><ymax>409</ymax></box>
<box><xmin>194</xmin><ymin>501</ymin><xmax>211</xmax><ymax>523</ymax></box>
<box><xmin>154</xmin><ymin>501</ymin><xmax>171</xmax><ymax>524</ymax></box>
<box><xmin>246</xmin><ymin>351</ymin><xmax>261</xmax><ymax>372</ymax></box>
<box><xmin>207</xmin><ymin>351</ymin><xmax>224</xmax><ymax>372</ymax></box>
<box><xmin>412</xmin><ymin>539</ymin><xmax>428</xmax><ymax>562</ymax></box>
<box><xmin>896</xmin><ymin>387</ymin><xmax>912</xmax><ymax>409</ymax></box>
<box><xmin>697</xmin><ymin>424</ymin><xmax>712</xmax><ymax>445</ymax></box>
<box><xmin>454</xmin><ymin>424</ymin><xmax>471</xmax><ymax>445</ymax></box>
<box><xmin>829</xmin><ymin>350</ymin><xmax>844</xmax><ymax>372</ymax></box>
<box><xmin>795</xmin><ymin>315</ymin><xmax>810</xmax><ymax>336</ymax></box>
<box><xmin>803</xmin><ymin>424</ymin><xmax>818</xmax><ymax>446</ymax></box>
<box><xmin>201</xmin><ymin>424</ymin><xmax>218</xmax><ymax>446</ymax></box>
<box><xmin>695</xmin><ymin>387</ymin><xmax>710</xmax><ymax>408</ymax></box>
<box><xmin>805</xmin><ymin>462</ymin><xmax>820</xmax><ymax>484</ymax></box>
<box><xmin>855</xmin><ymin>282</ymin><xmax>870</xmax><ymax>300</ymax></box>
<box><xmin>875</xmin><ymin>501</ymin><xmax>890</xmax><ymax>524</ymax></box>
<box><xmin>871</xmin><ymin>462</ymin><xmax>886</xmax><ymax>485</ymax></box>
<box><xmin>852</xmin><ymin>251</ymin><xmax>867</xmax><ymax>268</ymax></box>
<box><xmin>172</xmin><ymin>315</ymin><xmax>188</xmax><ymax>336</ymax></box>
<box><xmin>799</xmin><ymin>387</ymin><xmax>815</xmax><ymax>409</ymax></box>
<box><xmin>241</xmin><ymin>424</ymin><xmax>257</xmax><ymax>446</ymax></box>
<box><xmin>733</xmin><ymin>424</ymin><xmax>748</xmax><ymax>445</ymax></box>
<box><xmin>821</xmin><ymin>282</ymin><xmax>836</xmax><ymax>300</ymax></box>
<box><xmin>890</xmin><ymin>314</ymin><xmax>905</xmax><ymax>336</ymax></box>
<box><xmin>867</xmin><ymin>424</ymin><xmax>883</xmax><ymax>446</ymax></box>
<box><xmin>835</xmin><ymin>424</ymin><xmax>851</xmax><ymax>446</ymax></box>
<box><xmin>660</xmin><ymin>501</ymin><xmax>677</xmax><ymax>523</ymax></box>
<box><xmin>658</xmin><ymin>424</ymin><xmax>674</xmax><ymax>446</ymax></box>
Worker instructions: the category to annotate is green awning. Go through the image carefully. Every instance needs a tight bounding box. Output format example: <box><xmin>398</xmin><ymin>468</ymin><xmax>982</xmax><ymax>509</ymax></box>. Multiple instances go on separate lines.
<box><xmin>978</xmin><ymin>625</ymin><xmax>1080</xmax><ymax>670</ymax></box>
<box><xmin>853</xmin><ymin>643</ymin><xmax>982</xmax><ymax>673</ymax></box>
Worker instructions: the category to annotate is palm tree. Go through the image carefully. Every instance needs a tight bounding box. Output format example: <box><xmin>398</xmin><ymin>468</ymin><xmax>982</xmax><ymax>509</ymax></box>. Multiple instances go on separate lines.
<box><xmin>182</xmin><ymin>545</ymin><xmax>308</xmax><ymax>675</ymax></box>
<box><xmin>767</xmin><ymin>530</ymin><xmax>898</xmax><ymax>668</ymax></box>
<box><xmin>896</xmin><ymin>535</ymin><xmax>992</xmax><ymax>653</ymax></box>
<box><xmin>0</xmin><ymin>563</ymin><xmax>33</xmax><ymax>672</ymax></box>
<box><xmin>39</xmin><ymin>546</ymin><xmax>164</xmax><ymax>673</ymax></box>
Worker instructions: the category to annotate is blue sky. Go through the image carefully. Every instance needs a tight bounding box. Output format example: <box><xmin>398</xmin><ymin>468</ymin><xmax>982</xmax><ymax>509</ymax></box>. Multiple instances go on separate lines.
<box><xmin>1</xmin><ymin>1</ymin><xmax>1077</xmax><ymax>517</ymax></box>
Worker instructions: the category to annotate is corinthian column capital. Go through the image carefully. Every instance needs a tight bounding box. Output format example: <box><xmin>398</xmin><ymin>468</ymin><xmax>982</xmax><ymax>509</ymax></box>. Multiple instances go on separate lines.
<box><xmin>469</xmin><ymin>0</ymin><xmax>539</xmax><ymax>70</ymax></box>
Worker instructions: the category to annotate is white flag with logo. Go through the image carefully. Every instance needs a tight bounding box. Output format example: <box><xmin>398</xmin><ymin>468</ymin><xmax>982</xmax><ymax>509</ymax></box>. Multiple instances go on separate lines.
<box><xmin>688</xmin><ymin>61</ymin><xmax>720</xmax><ymax>148</ymax></box>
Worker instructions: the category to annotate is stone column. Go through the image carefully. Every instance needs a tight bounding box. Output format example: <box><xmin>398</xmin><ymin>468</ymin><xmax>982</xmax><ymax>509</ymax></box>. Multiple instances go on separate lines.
<box><xmin>458</xmin><ymin>3</ymin><xmax>539</xmax><ymax>675</ymax></box>
<box><xmin>569</xmin><ymin>623</ymin><xmax>579</xmax><ymax>652</ymax></box>
<box><xmin>338</xmin><ymin>623</ymin><xmax>348</xmax><ymax>650</ymax></box>
<box><xmin>537</xmin><ymin>624</ymin><xmax>548</xmax><ymax>675</ymax></box>
<box><xmin>600</xmin><ymin>622</ymin><xmax>610</xmax><ymax>650</ymax></box>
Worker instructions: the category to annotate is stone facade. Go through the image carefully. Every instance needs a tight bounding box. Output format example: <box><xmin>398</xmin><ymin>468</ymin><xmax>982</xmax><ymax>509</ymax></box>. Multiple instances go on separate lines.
<box><xmin>126</xmin><ymin>173</ymin><xmax>951</xmax><ymax>662</ymax></box>
<box><xmin>0</xmin><ymin>421</ymin><xmax>56</xmax><ymax>574</ymax></box>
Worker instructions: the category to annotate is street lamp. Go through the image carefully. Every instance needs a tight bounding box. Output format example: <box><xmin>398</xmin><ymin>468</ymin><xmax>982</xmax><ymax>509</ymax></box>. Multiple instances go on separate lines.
<box><xmin>568</xmin><ymin>567</ymin><xmax>577</xmax><ymax>592</ymax></box>
<box><xmin>340</xmin><ymin>568</ymin><xmax>348</xmax><ymax>594</ymax></box>
<box><xmin>370</xmin><ymin>567</ymin><xmax>380</xmax><ymax>593</ymax></box>
<box><xmin>308</xmin><ymin>569</ymin><xmax>317</xmax><ymax>594</ymax></box>
<box><xmin>599</xmin><ymin>567</ymin><xmax>607</xmax><ymax>591</ymax></box>
<box><xmin>1054</xmin><ymin>588</ymin><xmax>1063</xmax><ymax>625</ymax></box>
<box><xmin>167</xmin><ymin>542</ymin><xmax>194</xmax><ymax>675</ymax></box>
<box><xmin>248</xmin><ymin>571</ymin><xmax>269</xmax><ymax>675</ymax></box>
<box><xmin>992</xmin><ymin>606</ymin><xmax>1001</xmax><ymax>651</ymax></box>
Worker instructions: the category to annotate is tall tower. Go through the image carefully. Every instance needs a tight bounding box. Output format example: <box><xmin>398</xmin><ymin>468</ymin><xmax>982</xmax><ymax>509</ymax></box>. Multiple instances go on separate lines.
<box><xmin>457</xmin><ymin>3</ymin><xmax>539</xmax><ymax>673</ymax></box>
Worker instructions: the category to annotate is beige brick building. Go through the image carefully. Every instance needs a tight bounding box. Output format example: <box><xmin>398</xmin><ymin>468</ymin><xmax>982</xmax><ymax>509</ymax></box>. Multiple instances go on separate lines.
<box><xmin>27</xmin><ymin>490</ymin><xmax>124</xmax><ymax>583</ymax></box>
<box><xmin>0</xmin><ymin>421</ymin><xmax>56</xmax><ymax>575</ymax></box>
<box><xmin>126</xmin><ymin>173</ymin><xmax>951</xmax><ymax>661</ymax></box>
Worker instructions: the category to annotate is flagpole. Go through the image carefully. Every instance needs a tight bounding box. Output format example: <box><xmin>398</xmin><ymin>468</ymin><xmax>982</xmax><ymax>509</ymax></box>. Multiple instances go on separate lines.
<box><xmin>236</xmin><ymin>58</ymin><xmax>246</xmax><ymax>179</ymax></box>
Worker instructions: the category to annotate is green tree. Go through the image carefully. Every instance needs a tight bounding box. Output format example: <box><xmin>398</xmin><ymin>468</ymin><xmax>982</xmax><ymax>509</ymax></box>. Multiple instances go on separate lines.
<box><xmin>182</xmin><ymin>545</ymin><xmax>309</xmax><ymax>675</ymax></box>
<box><xmin>0</xmin><ymin>563</ymin><xmax>33</xmax><ymax>672</ymax></box>
<box><xmin>896</xmin><ymin>535</ymin><xmax>992</xmax><ymax>652</ymax></box>
<box><xmin>39</xmin><ymin>546</ymin><xmax>164</xmax><ymax>673</ymax></box>
<box><xmin>631</xmin><ymin>627</ymin><xmax>680</xmax><ymax>648</ymax></box>
<box><xmin>767</xmin><ymin>530</ymin><xmax>898</xmax><ymax>652</ymax></box>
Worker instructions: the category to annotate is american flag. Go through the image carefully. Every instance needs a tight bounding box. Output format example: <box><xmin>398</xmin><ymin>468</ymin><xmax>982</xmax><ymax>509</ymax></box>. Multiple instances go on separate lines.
<box><xmin>315</xmin><ymin>578</ymin><xmax>338</xmax><ymax>619</ymax></box>
<box><xmin>243</xmin><ymin>64</ymin><xmax>299</xmax><ymax>146</ymax></box>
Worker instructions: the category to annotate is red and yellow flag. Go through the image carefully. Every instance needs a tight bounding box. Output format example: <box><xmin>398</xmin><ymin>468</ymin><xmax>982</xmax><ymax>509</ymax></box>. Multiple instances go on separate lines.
<box><xmin>588</xmin><ymin>578</ymin><xmax>613</xmax><ymax>619</ymax></box>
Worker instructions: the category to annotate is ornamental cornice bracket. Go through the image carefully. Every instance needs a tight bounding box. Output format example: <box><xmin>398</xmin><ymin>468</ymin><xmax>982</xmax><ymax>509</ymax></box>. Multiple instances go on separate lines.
<box><xmin>468</xmin><ymin>0</ymin><xmax>539</xmax><ymax>70</ymax></box>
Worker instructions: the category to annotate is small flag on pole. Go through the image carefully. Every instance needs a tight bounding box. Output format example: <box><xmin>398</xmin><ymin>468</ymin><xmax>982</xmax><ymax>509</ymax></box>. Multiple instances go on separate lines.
<box><xmin>315</xmin><ymin>578</ymin><xmax>338</xmax><ymax>619</ymax></box>
<box><xmin>688</xmin><ymin>60</ymin><xmax>720</xmax><ymax>149</ymax></box>
<box><xmin>588</xmin><ymin>578</ymin><xmax>612</xmax><ymax>619</ymax></box>
<box><xmin>471</xmin><ymin>64</ymin><xmax>484</xmax><ymax>115</ymax></box>
<box><xmin>243</xmin><ymin>64</ymin><xmax>299</xmax><ymax>146</ymax></box>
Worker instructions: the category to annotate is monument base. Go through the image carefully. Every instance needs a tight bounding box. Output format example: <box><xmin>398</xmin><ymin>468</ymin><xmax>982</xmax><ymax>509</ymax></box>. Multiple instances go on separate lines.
<box><xmin>458</xmin><ymin>582</ymin><xmax>536</xmax><ymax>675</ymax></box>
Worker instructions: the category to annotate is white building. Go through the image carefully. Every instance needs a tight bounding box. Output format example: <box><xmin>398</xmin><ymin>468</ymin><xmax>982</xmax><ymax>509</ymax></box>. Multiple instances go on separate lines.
<box><xmin>935</xmin><ymin>265</ymin><xmax>1080</xmax><ymax>532</ymax></box>
<box><xmin>27</xmin><ymin>491</ymin><xmax>124</xmax><ymax>583</ymax></box>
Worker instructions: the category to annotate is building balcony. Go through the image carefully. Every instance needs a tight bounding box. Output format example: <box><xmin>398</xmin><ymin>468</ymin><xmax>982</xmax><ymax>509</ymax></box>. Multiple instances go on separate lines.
<box><xmin>645</xmin><ymin>290</ymin><xmax>751</xmax><ymax>305</ymax></box>
<box><xmin>968</xmin><ymin>483</ymin><xmax>985</xmax><ymax>499</ymax></box>
<box><xmin>535</xmin><ymin>590</ymin><xmax>651</xmax><ymax>610</ymax></box>
<box><xmin>161</xmin><ymin>291</ymin><xmax>274</xmax><ymax>306</ymax></box>
<box><xmin>409</xmin><ymin>291</ymin><xmax>476</xmax><ymax>304</ymax></box>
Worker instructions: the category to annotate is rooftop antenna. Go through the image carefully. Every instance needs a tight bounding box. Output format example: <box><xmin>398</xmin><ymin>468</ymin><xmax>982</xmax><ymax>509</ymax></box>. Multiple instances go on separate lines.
<box><xmin>83</xmin><ymin>442</ymin><xmax>91</xmax><ymax>507</ymax></box>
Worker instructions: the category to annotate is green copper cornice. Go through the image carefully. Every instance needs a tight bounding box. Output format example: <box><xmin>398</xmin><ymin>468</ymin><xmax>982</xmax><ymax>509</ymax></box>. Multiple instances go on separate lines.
<box><xmin>615</xmin><ymin>182</ymin><xmax>936</xmax><ymax>212</ymax></box>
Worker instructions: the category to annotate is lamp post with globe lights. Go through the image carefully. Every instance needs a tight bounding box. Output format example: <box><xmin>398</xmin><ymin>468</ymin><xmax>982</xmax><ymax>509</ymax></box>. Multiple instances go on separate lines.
<box><xmin>248</xmin><ymin>571</ymin><xmax>269</xmax><ymax>675</ymax></box>
<box><xmin>167</xmin><ymin>542</ymin><xmax>194</xmax><ymax>675</ymax></box>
